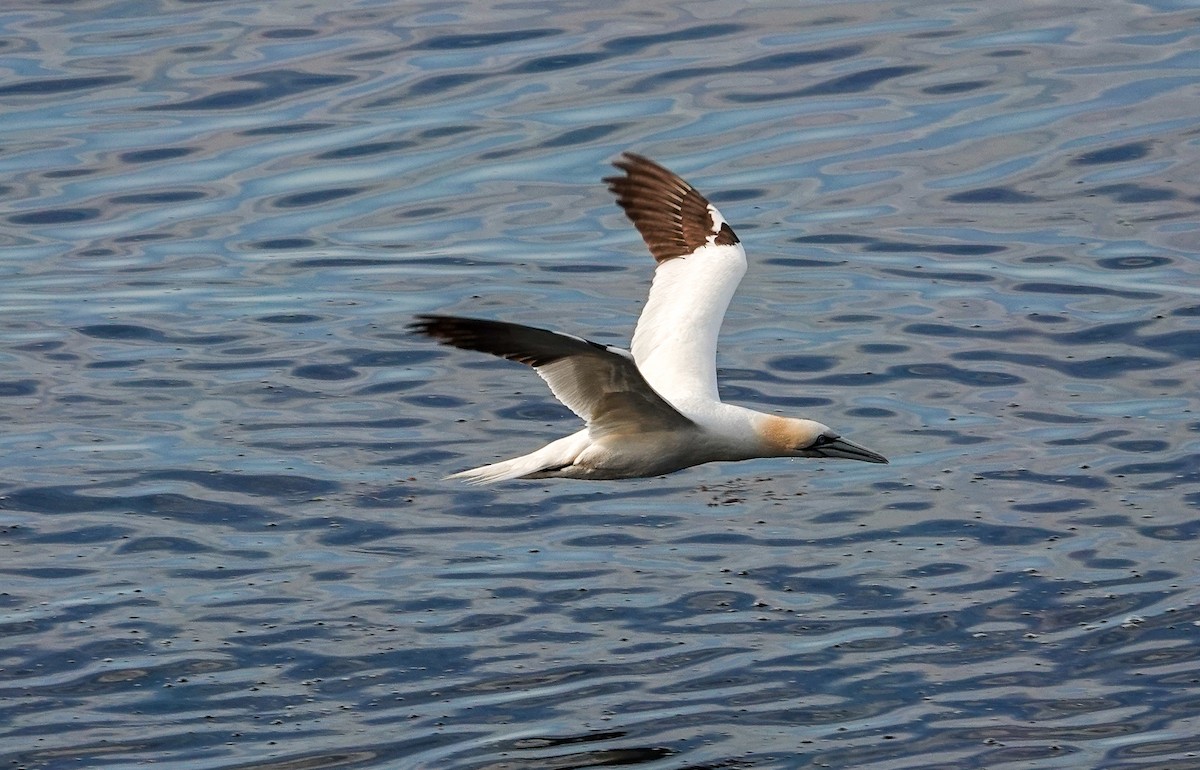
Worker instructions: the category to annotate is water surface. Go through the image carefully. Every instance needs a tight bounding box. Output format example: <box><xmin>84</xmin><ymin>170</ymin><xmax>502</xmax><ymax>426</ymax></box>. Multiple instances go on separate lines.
<box><xmin>2</xmin><ymin>1</ymin><xmax>1199</xmax><ymax>768</ymax></box>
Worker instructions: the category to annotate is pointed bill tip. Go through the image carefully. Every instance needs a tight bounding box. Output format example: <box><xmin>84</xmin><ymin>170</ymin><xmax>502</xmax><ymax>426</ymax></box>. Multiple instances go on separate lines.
<box><xmin>819</xmin><ymin>436</ymin><xmax>888</xmax><ymax>464</ymax></box>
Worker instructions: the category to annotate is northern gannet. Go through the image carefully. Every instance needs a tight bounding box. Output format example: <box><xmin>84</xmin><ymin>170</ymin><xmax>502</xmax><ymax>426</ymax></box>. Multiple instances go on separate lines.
<box><xmin>411</xmin><ymin>152</ymin><xmax>888</xmax><ymax>482</ymax></box>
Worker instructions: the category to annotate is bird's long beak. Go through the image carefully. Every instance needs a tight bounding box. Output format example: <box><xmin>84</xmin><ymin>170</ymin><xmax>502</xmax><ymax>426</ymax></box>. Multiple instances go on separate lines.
<box><xmin>817</xmin><ymin>437</ymin><xmax>888</xmax><ymax>464</ymax></box>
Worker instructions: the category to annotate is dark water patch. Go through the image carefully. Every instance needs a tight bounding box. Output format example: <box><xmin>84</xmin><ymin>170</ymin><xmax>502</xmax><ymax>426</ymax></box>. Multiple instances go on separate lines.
<box><xmin>114</xmin><ymin>232</ymin><xmax>175</xmax><ymax>244</ymax></box>
<box><xmin>135</xmin><ymin>470</ymin><xmax>337</xmax><ymax>498</ymax></box>
<box><xmin>291</xmin><ymin>363</ymin><xmax>358</xmax><ymax>380</ymax></box>
<box><xmin>1046</xmin><ymin>429</ymin><xmax>1130</xmax><ymax>446</ymax></box>
<box><xmin>882</xmin><ymin>267</ymin><xmax>994</xmax><ymax>282</ymax></box>
<box><xmin>117</xmin><ymin>536</ymin><xmax>214</xmax><ymax>554</ymax></box>
<box><xmin>398</xmin><ymin>72</ymin><xmax>487</xmax><ymax>101</ymax></box>
<box><xmin>1012</xmin><ymin>498</ymin><xmax>1094</xmax><ymax>514</ymax></box>
<box><xmin>118</xmin><ymin>147</ymin><xmax>196</xmax><ymax>163</ymax></box>
<box><xmin>256</xmin><ymin>313</ymin><xmax>323</xmax><ymax>323</ymax></box>
<box><xmin>169</xmin><ymin>567</ymin><xmax>270</xmax><ymax>580</ymax></box>
<box><xmin>142</xmin><ymin>70</ymin><xmax>358</xmax><ymax>111</ymax></box>
<box><xmin>314</xmin><ymin>139</ymin><xmax>418</xmax><ymax>160</ymax></box>
<box><xmin>1109</xmin><ymin>439</ymin><xmax>1169</xmax><ymax>453</ymax></box>
<box><xmin>40</xmin><ymin>169</ymin><xmax>93</xmax><ymax>179</ymax></box>
<box><xmin>247</xmin><ymin>237</ymin><xmax>319</xmax><ymax>249</ymax></box>
<box><xmin>402</xmin><ymin>393</ymin><xmax>470</xmax><ymax>409</ymax></box>
<box><xmin>767</xmin><ymin>354</ymin><xmax>839</xmax><ymax>373</ymax></box>
<box><xmin>952</xmin><ymin>350</ymin><xmax>1171</xmax><ymax>379</ymax></box>
<box><xmin>1138</xmin><ymin>519</ymin><xmax>1200</xmax><ymax>541</ymax></box>
<box><xmin>1072</xmin><ymin>141</ymin><xmax>1152</xmax><ymax>165</ymax></box>
<box><xmin>239</xmin><ymin>121</ymin><xmax>336</xmax><ymax>136</ymax></box>
<box><xmin>114</xmin><ymin>377</ymin><xmax>192</xmax><ymax>388</ymax></box>
<box><xmin>273</xmin><ymin>186</ymin><xmax>365</xmax><ymax>208</ymax></box>
<box><xmin>420</xmin><ymin>125</ymin><xmax>474</xmax><ymax>140</ymax></box>
<box><xmin>914</xmin><ymin>427</ymin><xmax>990</xmax><ymax>445</ymax></box>
<box><xmin>343</xmin><ymin>348</ymin><xmax>442</xmax><ymax>367</ymax></box>
<box><xmin>922</xmin><ymin>79</ymin><xmax>993</xmax><ymax>94</ymax></box>
<box><xmin>1086</xmin><ymin>182</ymin><xmax>1176</xmax><ymax>203</ymax></box>
<box><xmin>845</xmin><ymin>406</ymin><xmax>896</xmax><ymax>418</ymax></box>
<box><xmin>843</xmin><ymin>237</ymin><xmax>1005</xmax><ymax>256</ymax></box>
<box><xmin>727</xmin><ymin>65</ymin><xmax>926</xmax><ymax>102</ymax></box>
<box><xmin>1130</xmin><ymin>330</ymin><xmax>1200</xmax><ymax>359</ymax></box>
<box><xmin>389</xmin><ymin>448</ymin><xmax>471</xmax><ymax>466</ymax></box>
<box><xmin>764</xmin><ymin>257</ymin><xmax>844</xmax><ymax>268</ymax></box>
<box><xmin>416</xmin><ymin>28</ymin><xmax>561</xmax><ymax>50</ymax></box>
<box><xmin>288</xmin><ymin>256</ymin><xmax>397</xmax><ymax>267</ymax></box>
<box><xmin>8</xmin><ymin>207</ymin><xmax>100</xmax><ymax>225</ymax></box>
<box><xmin>1108</xmin><ymin>457</ymin><xmax>1198</xmax><ymax>484</ymax></box>
<box><xmin>563</xmin><ymin>532</ymin><xmax>651</xmax><ymax>547</ymax></box>
<box><xmin>542</xmin><ymin>123</ymin><xmax>626</xmax><ymax>148</ymax></box>
<box><xmin>261</xmin><ymin>27</ymin><xmax>317</xmax><ymax>39</ymax></box>
<box><xmin>605</xmin><ymin>24</ymin><xmax>745</xmax><ymax>55</ymax></box>
<box><xmin>422</xmin><ymin>613</ymin><xmax>525</xmax><ymax>634</ymax></box>
<box><xmin>357</xmin><ymin>380</ymin><xmax>423</xmax><ymax>395</ymax></box>
<box><xmin>1095</xmin><ymin>255</ymin><xmax>1172</xmax><ymax>270</ymax></box>
<box><xmin>809</xmin><ymin>362</ymin><xmax>1023</xmax><ymax>387</ymax></box>
<box><xmin>1067</xmin><ymin>549</ymin><xmax>1136</xmax><ymax>570</ymax></box>
<box><xmin>77</xmin><ymin>324</ymin><xmax>243</xmax><ymax>346</ymax></box>
<box><xmin>512</xmin><ymin>52</ymin><xmax>609</xmax><ymax>75</ymax></box>
<box><xmin>342</xmin><ymin>46</ymin><xmax>400</xmax><ymax>62</ymax></box>
<box><xmin>313</xmin><ymin>519</ymin><xmax>405</xmax><ymax>547</ymax></box>
<box><xmin>0</xmin><ymin>487</ymin><xmax>276</xmax><ymax>529</ymax></box>
<box><xmin>21</xmin><ymin>518</ymin><xmax>130</xmax><ymax>542</ymax></box>
<box><xmin>1012</xmin><ymin>410</ymin><xmax>1100</xmax><ymax>424</ymax></box>
<box><xmin>0</xmin><ymin>379</ymin><xmax>37</xmax><ymax>396</ymax></box>
<box><xmin>180</xmin><ymin>359</ymin><xmax>293</xmax><ymax>371</ymax></box>
<box><xmin>539</xmin><ymin>262</ymin><xmax>626</xmax><ymax>273</ymax></box>
<box><xmin>859</xmin><ymin>343</ymin><xmax>909</xmax><ymax>354</ymax></box>
<box><xmin>0</xmin><ymin>74</ymin><xmax>131</xmax><ymax>96</ymax></box>
<box><xmin>398</xmin><ymin>205</ymin><xmax>448</xmax><ymax>219</ymax></box>
<box><xmin>975</xmin><ymin>468</ymin><xmax>1109</xmax><ymax>491</ymax></box>
<box><xmin>792</xmin><ymin>234</ymin><xmax>874</xmax><ymax>245</ymax></box>
<box><xmin>901</xmin><ymin>561</ymin><xmax>970</xmax><ymax>578</ymax></box>
<box><xmin>240</xmin><ymin>416</ymin><xmax>424</xmax><ymax>431</ymax></box>
<box><xmin>711</xmin><ymin>187</ymin><xmax>765</xmax><ymax>204</ymax></box>
<box><xmin>109</xmin><ymin>190</ymin><xmax>207</xmax><ymax>205</ymax></box>
<box><xmin>629</xmin><ymin>44</ymin><xmax>866</xmax><ymax>91</ymax></box>
<box><xmin>1043</xmin><ymin>319</ymin><xmax>1148</xmax><ymax>346</ymax></box>
<box><xmin>13</xmin><ymin>341</ymin><xmax>65</xmax><ymax>352</ymax></box>
<box><xmin>946</xmin><ymin>186</ymin><xmax>1042</xmax><ymax>203</ymax></box>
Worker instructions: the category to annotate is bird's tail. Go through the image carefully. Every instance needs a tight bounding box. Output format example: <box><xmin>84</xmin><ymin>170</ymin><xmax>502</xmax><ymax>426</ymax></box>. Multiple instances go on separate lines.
<box><xmin>446</xmin><ymin>456</ymin><xmax>542</xmax><ymax>485</ymax></box>
<box><xmin>446</xmin><ymin>432</ymin><xmax>588</xmax><ymax>484</ymax></box>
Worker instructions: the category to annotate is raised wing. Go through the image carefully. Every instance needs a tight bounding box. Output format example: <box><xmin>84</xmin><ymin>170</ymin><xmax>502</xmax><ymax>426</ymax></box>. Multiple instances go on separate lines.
<box><xmin>605</xmin><ymin>153</ymin><xmax>747</xmax><ymax>404</ymax></box>
<box><xmin>409</xmin><ymin>315</ymin><xmax>694</xmax><ymax>438</ymax></box>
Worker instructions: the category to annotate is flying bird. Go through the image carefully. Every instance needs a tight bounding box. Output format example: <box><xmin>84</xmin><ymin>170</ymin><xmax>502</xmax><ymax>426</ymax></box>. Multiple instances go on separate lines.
<box><xmin>411</xmin><ymin>152</ymin><xmax>887</xmax><ymax>482</ymax></box>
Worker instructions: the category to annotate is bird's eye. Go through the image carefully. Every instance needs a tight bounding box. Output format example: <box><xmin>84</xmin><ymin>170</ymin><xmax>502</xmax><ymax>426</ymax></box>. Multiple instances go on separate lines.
<box><xmin>814</xmin><ymin>433</ymin><xmax>838</xmax><ymax>447</ymax></box>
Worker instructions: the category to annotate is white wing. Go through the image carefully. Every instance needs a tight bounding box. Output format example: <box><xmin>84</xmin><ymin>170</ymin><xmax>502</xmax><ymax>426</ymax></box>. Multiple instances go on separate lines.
<box><xmin>410</xmin><ymin>315</ymin><xmax>694</xmax><ymax>439</ymax></box>
<box><xmin>605</xmin><ymin>153</ymin><xmax>747</xmax><ymax>404</ymax></box>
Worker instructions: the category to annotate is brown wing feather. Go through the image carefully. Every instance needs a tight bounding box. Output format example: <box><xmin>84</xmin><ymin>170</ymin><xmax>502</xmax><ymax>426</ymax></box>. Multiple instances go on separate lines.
<box><xmin>604</xmin><ymin>152</ymin><xmax>739</xmax><ymax>263</ymax></box>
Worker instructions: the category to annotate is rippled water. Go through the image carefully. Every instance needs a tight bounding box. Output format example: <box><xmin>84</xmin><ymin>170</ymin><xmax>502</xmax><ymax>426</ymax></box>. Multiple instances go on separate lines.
<box><xmin>3</xmin><ymin>1</ymin><xmax>1199</xmax><ymax>768</ymax></box>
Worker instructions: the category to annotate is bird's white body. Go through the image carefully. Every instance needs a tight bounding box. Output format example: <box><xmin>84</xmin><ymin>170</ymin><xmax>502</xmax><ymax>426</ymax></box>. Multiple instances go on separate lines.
<box><xmin>458</xmin><ymin>403</ymin><xmax>797</xmax><ymax>483</ymax></box>
<box><xmin>412</xmin><ymin>153</ymin><xmax>887</xmax><ymax>483</ymax></box>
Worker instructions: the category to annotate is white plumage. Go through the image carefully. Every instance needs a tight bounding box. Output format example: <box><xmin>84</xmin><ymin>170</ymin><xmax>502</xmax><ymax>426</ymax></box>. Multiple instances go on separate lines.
<box><xmin>411</xmin><ymin>152</ymin><xmax>887</xmax><ymax>483</ymax></box>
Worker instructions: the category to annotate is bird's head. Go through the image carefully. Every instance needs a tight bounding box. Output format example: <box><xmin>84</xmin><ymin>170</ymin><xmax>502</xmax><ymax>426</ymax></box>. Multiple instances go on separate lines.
<box><xmin>760</xmin><ymin>416</ymin><xmax>888</xmax><ymax>464</ymax></box>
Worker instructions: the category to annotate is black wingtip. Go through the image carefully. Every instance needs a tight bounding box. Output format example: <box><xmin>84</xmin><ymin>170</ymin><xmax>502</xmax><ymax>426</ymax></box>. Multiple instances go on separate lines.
<box><xmin>407</xmin><ymin>313</ymin><xmax>443</xmax><ymax>337</ymax></box>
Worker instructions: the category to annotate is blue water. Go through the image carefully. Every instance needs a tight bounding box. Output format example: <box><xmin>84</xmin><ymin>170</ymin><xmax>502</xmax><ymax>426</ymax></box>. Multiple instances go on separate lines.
<box><xmin>2</xmin><ymin>1</ymin><xmax>1199</xmax><ymax>768</ymax></box>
